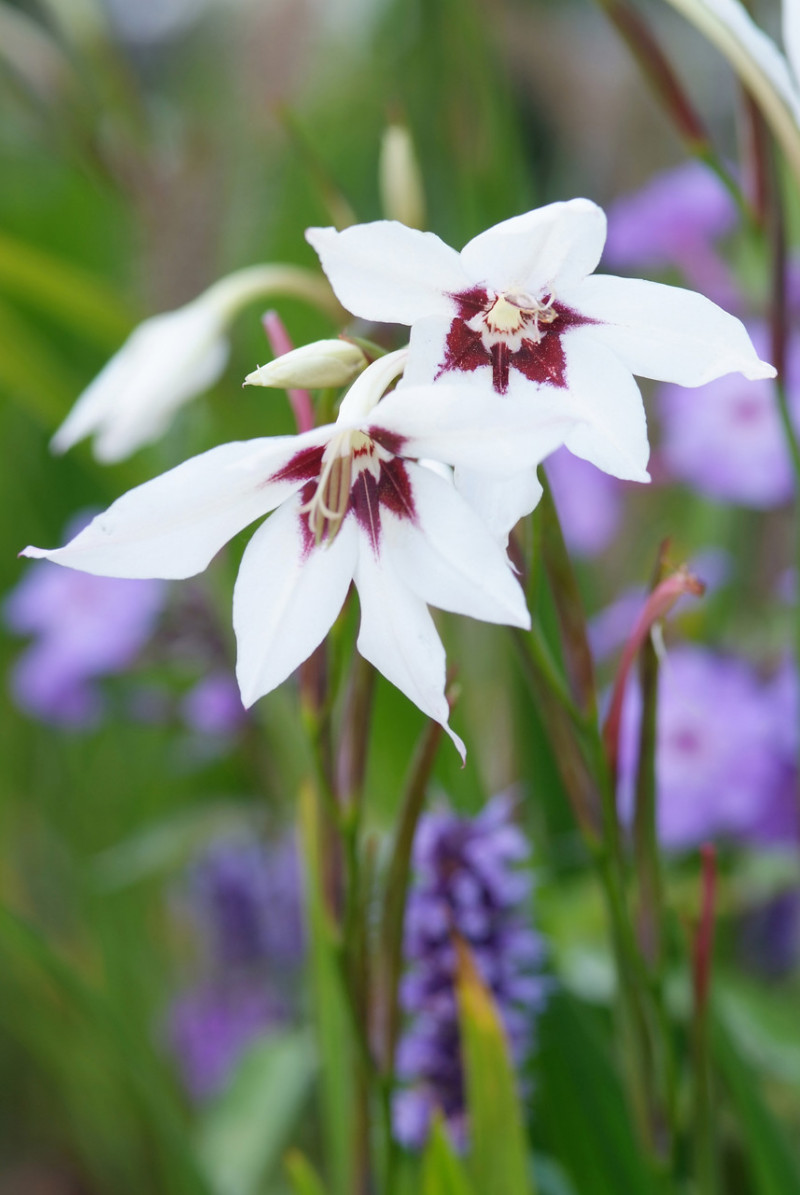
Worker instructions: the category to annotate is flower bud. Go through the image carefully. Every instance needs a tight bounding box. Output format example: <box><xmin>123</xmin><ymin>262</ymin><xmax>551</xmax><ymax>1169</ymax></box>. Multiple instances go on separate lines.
<box><xmin>244</xmin><ymin>339</ymin><xmax>367</xmax><ymax>390</ymax></box>
<box><xmin>379</xmin><ymin>123</ymin><xmax>426</xmax><ymax>230</ymax></box>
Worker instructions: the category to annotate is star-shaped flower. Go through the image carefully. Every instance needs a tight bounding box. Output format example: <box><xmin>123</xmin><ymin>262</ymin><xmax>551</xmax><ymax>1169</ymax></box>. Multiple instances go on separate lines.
<box><xmin>24</xmin><ymin>353</ymin><xmax>571</xmax><ymax>757</ymax></box>
<box><xmin>308</xmin><ymin>201</ymin><xmax>774</xmax><ymax>534</ymax></box>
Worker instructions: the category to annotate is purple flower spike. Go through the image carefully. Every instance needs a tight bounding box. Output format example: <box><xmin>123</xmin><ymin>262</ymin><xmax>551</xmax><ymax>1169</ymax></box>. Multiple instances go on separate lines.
<box><xmin>5</xmin><ymin>523</ymin><xmax>166</xmax><ymax>726</ymax></box>
<box><xmin>659</xmin><ymin>326</ymin><xmax>800</xmax><ymax>508</ymax></box>
<box><xmin>617</xmin><ymin>646</ymin><xmax>782</xmax><ymax>850</ymax></box>
<box><xmin>393</xmin><ymin>794</ymin><xmax>548</xmax><ymax>1151</ymax></box>
<box><xmin>544</xmin><ymin>446</ymin><xmax>624</xmax><ymax>557</ymax></box>
<box><xmin>604</xmin><ymin>162</ymin><xmax>738</xmax><ymax>306</ymax></box>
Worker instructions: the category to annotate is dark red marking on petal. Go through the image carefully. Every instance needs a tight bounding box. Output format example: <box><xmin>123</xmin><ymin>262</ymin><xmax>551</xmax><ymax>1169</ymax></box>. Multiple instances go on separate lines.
<box><xmin>435</xmin><ymin>319</ymin><xmax>492</xmax><ymax>381</ymax></box>
<box><xmin>448</xmin><ymin>286</ymin><xmax>491</xmax><ymax>319</ymax></box>
<box><xmin>297</xmin><ymin>479</ymin><xmax>318</xmax><ymax>559</ymax></box>
<box><xmin>378</xmin><ymin>457</ymin><xmax>416</xmax><ymax>523</ymax></box>
<box><xmin>512</xmin><ymin>334</ymin><xmax>568</xmax><ymax>388</ymax></box>
<box><xmin>269</xmin><ymin>444</ymin><xmax>325</xmax><ymax>485</ymax></box>
<box><xmin>351</xmin><ymin>471</ymin><xmax>381</xmax><ymax>552</ymax></box>
<box><xmin>491</xmin><ymin>342</ymin><xmax>510</xmax><ymax>394</ymax></box>
<box><xmin>368</xmin><ymin>427</ymin><xmax>407</xmax><ymax>458</ymax></box>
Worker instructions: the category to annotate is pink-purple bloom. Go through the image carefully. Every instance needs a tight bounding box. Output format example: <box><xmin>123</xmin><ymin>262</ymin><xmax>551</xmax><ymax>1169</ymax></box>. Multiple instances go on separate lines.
<box><xmin>617</xmin><ymin>645</ymin><xmax>783</xmax><ymax>850</ymax></box>
<box><xmin>4</xmin><ymin>525</ymin><xmax>166</xmax><ymax>726</ymax></box>
<box><xmin>393</xmin><ymin>795</ymin><xmax>548</xmax><ymax>1151</ymax></box>
<box><xmin>181</xmin><ymin>673</ymin><xmax>248</xmax><ymax>737</ymax></box>
<box><xmin>658</xmin><ymin>327</ymin><xmax>800</xmax><ymax>508</ymax></box>
<box><xmin>603</xmin><ymin>162</ymin><xmax>739</xmax><ymax>307</ymax></box>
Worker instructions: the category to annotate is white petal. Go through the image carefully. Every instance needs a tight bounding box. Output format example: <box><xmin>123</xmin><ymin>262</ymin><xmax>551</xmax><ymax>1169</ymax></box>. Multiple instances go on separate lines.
<box><xmin>453</xmin><ymin>466</ymin><xmax>544</xmax><ymax>541</ymax></box>
<box><xmin>233</xmin><ymin>499</ymin><xmax>357</xmax><ymax>706</ymax></box>
<box><xmin>532</xmin><ymin>330</ymin><xmax>651</xmax><ymax>481</ymax></box>
<box><xmin>785</xmin><ymin>0</ymin><xmax>800</xmax><ymax>87</ymax></box>
<box><xmin>21</xmin><ymin>430</ymin><xmax>332</xmax><ymax>579</ymax></box>
<box><xmin>371</xmin><ymin>382</ymin><xmax>575</xmax><ymax>473</ymax></box>
<box><xmin>562</xmin><ymin>273</ymin><xmax>775</xmax><ymax>386</ymax></box>
<box><xmin>387</xmin><ymin>463</ymin><xmax>531</xmax><ymax>626</ymax></box>
<box><xmin>354</xmin><ymin>547</ymin><xmax>465</xmax><ymax>760</ymax></box>
<box><xmin>460</xmin><ymin>200</ymin><xmax>607</xmax><ymax>296</ymax></box>
<box><xmin>51</xmin><ymin>299</ymin><xmax>230</xmax><ymax>462</ymax></box>
<box><xmin>305</xmin><ymin>222</ymin><xmax>470</xmax><ymax>325</ymax></box>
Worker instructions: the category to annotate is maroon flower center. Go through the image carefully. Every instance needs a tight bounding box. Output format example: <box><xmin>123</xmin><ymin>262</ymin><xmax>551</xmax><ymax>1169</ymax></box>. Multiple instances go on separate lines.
<box><xmin>270</xmin><ymin>434</ymin><xmax>416</xmax><ymax>557</ymax></box>
<box><xmin>436</xmin><ymin>285</ymin><xmax>597</xmax><ymax>395</ymax></box>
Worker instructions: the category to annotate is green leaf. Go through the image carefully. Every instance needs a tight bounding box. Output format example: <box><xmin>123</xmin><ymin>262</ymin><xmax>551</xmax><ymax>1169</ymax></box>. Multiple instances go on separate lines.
<box><xmin>285</xmin><ymin>1149</ymin><xmax>329</xmax><ymax>1195</ymax></box>
<box><xmin>0</xmin><ymin>296</ymin><xmax>78</xmax><ymax>424</ymax></box>
<box><xmin>534</xmin><ymin>993</ymin><xmax>653</xmax><ymax>1195</ymax></box>
<box><xmin>298</xmin><ymin>783</ymin><xmax>357</xmax><ymax>1195</ymax></box>
<box><xmin>712</xmin><ymin>1009</ymin><xmax>800</xmax><ymax>1195</ymax></box>
<box><xmin>456</xmin><ymin>939</ymin><xmax>535</xmax><ymax>1195</ymax></box>
<box><xmin>0</xmin><ymin>229</ymin><xmax>133</xmax><ymax>345</ymax></box>
<box><xmin>421</xmin><ymin>1116</ymin><xmax>477</xmax><ymax>1195</ymax></box>
<box><xmin>196</xmin><ymin>1029</ymin><xmax>316</xmax><ymax>1195</ymax></box>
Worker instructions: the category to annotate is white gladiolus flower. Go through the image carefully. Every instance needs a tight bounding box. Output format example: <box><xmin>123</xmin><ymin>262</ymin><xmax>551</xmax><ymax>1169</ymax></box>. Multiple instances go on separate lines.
<box><xmin>52</xmin><ymin>265</ymin><xmax>342</xmax><ymax>464</ymax></box>
<box><xmin>24</xmin><ymin>352</ymin><xmax>578</xmax><ymax>757</ymax></box>
<box><xmin>307</xmin><ymin>200</ymin><xmax>774</xmax><ymax>535</ymax></box>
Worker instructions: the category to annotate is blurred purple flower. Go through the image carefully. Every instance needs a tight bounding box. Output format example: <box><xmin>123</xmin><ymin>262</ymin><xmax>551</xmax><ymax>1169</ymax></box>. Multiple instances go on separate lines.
<box><xmin>168</xmin><ymin>981</ymin><xmax>284</xmax><ymax>1100</ymax></box>
<box><xmin>167</xmin><ymin>832</ymin><xmax>305</xmax><ymax>1100</ymax></box>
<box><xmin>747</xmin><ymin>658</ymin><xmax>799</xmax><ymax>847</ymax></box>
<box><xmin>181</xmin><ymin>672</ymin><xmax>247</xmax><ymax>736</ymax></box>
<box><xmin>658</xmin><ymin>325</ymin><xmax>800</xmax><ymax>508</ymax></box>
<box><xmin>603</xmin><ymin>162</ymin><xmax>738</xmax><ymax>307</ymax></box>
<box><xmin>4</xmin><ymin>522</ymin><xmax>166</xmax><ymax>725</ymax></box>
<box><xmin>188</xmin><ymin>834</ymin><xmax>305</xmax><ymax>971</ymax></box>
<box><xmin>394</xmin><ymin>794</ymin><xmax>548</xmax><ymax>1151</ymax></box>
<box><xmin>617</xmin><ymin>646</ymin><xmax>782</xmax><ymax>850</ymax></box>
<box><xmin>544</xmin><ymin>446</ymin><xmax>624</xmax><ymax>557</ymax></box>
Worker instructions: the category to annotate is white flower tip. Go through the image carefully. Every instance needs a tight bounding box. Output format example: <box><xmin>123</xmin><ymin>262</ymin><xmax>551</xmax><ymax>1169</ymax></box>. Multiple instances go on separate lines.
<box><xmin>305</xmin><ymin>225</ymin><xmax>336</xmax><ymax>253</ymax></box>
<box><xmin>244</xmin><ymin>339</ymin><xmax>367</xmax><ymax>390</ymax></box>
<box><xmin>446</xmin><ymin>724</ymin><xmax>467</xmax><ymax>765</ymax></box>
<box><xmin>19</xmin><ymin>545</ymin><xmax>47</xmax><ymax>560</ymax></box>
<box><xmin>752</xmin><ymin>359</ymin><xmax>778</xmax><ymax>381</ymax></box>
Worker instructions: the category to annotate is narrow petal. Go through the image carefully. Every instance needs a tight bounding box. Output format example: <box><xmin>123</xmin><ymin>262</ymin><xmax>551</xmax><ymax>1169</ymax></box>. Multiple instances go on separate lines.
<box><xmin>539</xmin><ymin>331</ymin><xmax>651</xmax><ymax>481</ymax></box>
<box><xmin>233</xmin><ymin>499</ymin><xmax>357</xmax><ymax>706</ymax></box>
<box><xmin>354</xmin><ymin>547</ymin><xmax>465</xmax><ymax>760</ymax></box>
<box><xmin>21</xmin><ymin>431</ymin><xmax>331</xmax><ymax>579</ymax></box>
<box><xmin>453</xmin><ymin>466</ymin><xmax>544</xmax><ymax>541</ymax></box>
<box><xmin>563</xmin><ymin>273</ymin><xmax>775</xmax><ymax>385</ymax></box>
<box><xmin>460</xmin><ymin>200</ymin><xmax>607</xmax><ymax>296</ymax></box>
<box><xmin>305</xmin><ymin>222</ymin><xmax>470</xmax><ymax>325</ymax></box>
<box><xmin>371</xmin><ymin>382</ymin><xmax>575</xmax><ymax>473</ymax></box>
<box><xmin>386</xmin><ymin>464</ymin><xmax>531</xmax><ymax>627</ymax></box>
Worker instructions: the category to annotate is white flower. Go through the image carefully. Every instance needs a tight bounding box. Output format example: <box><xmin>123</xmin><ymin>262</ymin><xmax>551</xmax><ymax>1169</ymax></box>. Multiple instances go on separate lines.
<box><xmin>661</xmin><ymin>0</ymin><xmax>800</xmax><ymax>189</ymax></box>
<box><xmin>52</xmin><ymin>265</ymin><xmax>342</xmax><ymax>464</ymax></box>
<box><xmin>24</xmin><ymin>352</ymin><xmax>574</xmax><ymax>758</ymax></box>
<box><xmin>307</xmin><ymin>201</ymin><xmax>774</xmax><ymax>535</ymax></box>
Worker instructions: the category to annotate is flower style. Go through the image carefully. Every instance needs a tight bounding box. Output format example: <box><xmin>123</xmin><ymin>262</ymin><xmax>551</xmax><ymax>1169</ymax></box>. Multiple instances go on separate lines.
<box><xmin>308</xmin><ymin>201</ymin><xmax>773</xmax><ymax>534</ymax></box>
<box><xmin>23</xmin><ymin>353</ymin><xmax>570</xmax><ymax>757</ymax></box>
<box><xmin>52</xmin><ymin>265</ymin><xmax>341</xmax><ymax>463</ymax></box>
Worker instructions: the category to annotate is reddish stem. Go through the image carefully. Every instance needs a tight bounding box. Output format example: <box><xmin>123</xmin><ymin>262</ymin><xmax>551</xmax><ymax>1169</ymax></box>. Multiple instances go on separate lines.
<box><xmin>262</xmin><ymin>309</ymin><xmax>315</xmax><ymax>433</ymax></box>
<box><xmin>692</xmin><ymin>844</ymin><xmax>717</xmax><ymax>1016</ymax></box>
<box><xmin>603</xmin><ymin>565</ymin><xmax>705</xmax><ymax>775</ymax></box>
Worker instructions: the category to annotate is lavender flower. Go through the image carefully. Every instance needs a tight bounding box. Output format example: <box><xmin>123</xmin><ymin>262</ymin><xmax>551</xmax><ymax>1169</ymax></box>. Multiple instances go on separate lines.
<box><xmin>4</xmin><ymin>522</ymin><xmax>166</xmax><ymax>726</ymax></box>
<box><xmin>167</xmin><ymin>832</ymin><xmax>306</xmax><ymax>1100</ymax></box>
<box><xmin>168</xmin><ymin>981</ymin><xmax>285</xmax><ymax>1101</ymax></box>
<box><xmin>658</xmin><ymin>327</ymin><xmax>800</xmax><ymax>508</ymax></box>
<box><xmin>544</xmin><ymin>446</ymin><xmax>623</xmax><ymax>557</ymax></box>
<box><xmin>747</xmin><ymin>658</ymin><xmax>799</xmax><ymax>847</ymax></box>
<box><xmin>394</xmin><ymin>794</ymin><xmax>548</xmax><ymax>1151</ymax></box>
<box><xmin>181</xmin><ymin>672</ymin><xmax>247</xmax><ymax>736</ymax></box>
<box><xmin>617</xmin><ymin>646</ymin><xmax>782</xmax><ymax>850</ymax></box>
<box><xmin>603</xmin><ymin>162</ymin><xmax>738</xmax><ymax>306</ymax></box>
